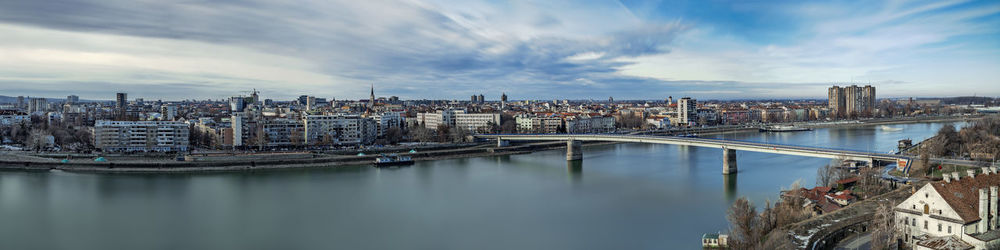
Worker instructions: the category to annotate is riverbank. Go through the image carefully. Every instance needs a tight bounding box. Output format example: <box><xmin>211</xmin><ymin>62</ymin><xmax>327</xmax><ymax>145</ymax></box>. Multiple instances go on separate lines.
<box><xmin>0</xmin><ymin>141</ymin><xmax>610</xmax><ymax>174</ymax></box>
<box><xmin>799</xmin><ymin>115</ymin><xmax>980</xmax><ymax>129</ymax></box>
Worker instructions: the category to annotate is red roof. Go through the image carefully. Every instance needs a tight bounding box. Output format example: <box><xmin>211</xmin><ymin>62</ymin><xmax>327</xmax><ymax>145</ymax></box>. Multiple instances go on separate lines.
<box><xmin>836</xmin><ymin>177</ymin><xmax>860</xmax><ymax>185</ymax></box>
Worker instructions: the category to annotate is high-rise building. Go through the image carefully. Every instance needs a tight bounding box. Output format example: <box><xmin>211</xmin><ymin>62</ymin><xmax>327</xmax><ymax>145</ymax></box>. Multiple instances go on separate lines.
<box><xmin>501</xmin><ymin>93</ymin><xmax>507</xmax><ymax>102</ymax></box>
<box><xmin>116</xmin><ymin>93</ymin><xmax>127</xmax><ymax>109</ymax></box>
<box><xmin>828</xmin><ymin>86</ymin><xmax>845</xmax><ymax>116</ymax></box>
<box><xmin>477</xmin><ymin>94</ymin><xmax>485</xmax><ymax>103</ymax></box>
<box><xmin>298</xmin><ymin>95</ymin><xmax>309</xmax><ymax>106</ymax></box>
<box><xmin>609</xmin><ymin>96</ymin><xmax>614</xmax><ymax>103</ymax></box>
<box><xmin>471</xmin><ymin>95</ymin><xmax>478</xmax><ymax>103</ymax></box>
<box><xmin>16</xmin><ymin>96</ymin><xmax>24</xmax><ymax>110</ymax></box>
<box><xmin>678</xmin><ymin>97</ymin><xmax>697</xmax><ymax>126</ymax></box>
<box><xmin>306</xmin><ymin>96</ymin><xmax>316</xmax><ymax>111</ymax></box>
<box><xmin>66</xmin><ymin>95</ymin><xmax>78</xmax><ymax>104</ymax></box>
<box><xmin>28</xmin><ymin>98</ymin><xmax>47</xmax><ymax>113</ymax></box>
<box><xmin>828</xmin><ymin>85</ymin><xmax>875</xmax><ymax>116</ymax></box>
<box><xmin>230</xmin><ymin>96</ymin><xmax>246</xmax><ymax>112</ymax></box>
<box><xmin>161</xmin><ymin>105</ymin><xmax>177</xmax><ymax>121</ymax></box>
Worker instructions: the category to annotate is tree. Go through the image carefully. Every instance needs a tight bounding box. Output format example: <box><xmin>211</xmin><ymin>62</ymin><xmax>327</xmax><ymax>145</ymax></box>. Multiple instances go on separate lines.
<box><xmin>870</xmin><ymin>201</ymin><xmax>898</xmax><ymax>250</ymax></box>
<box><xmin>857</xmin><ymin>166</ymin><xmax>890</xmax><ymax>198</ymax></box>
<box><xmin>727</xmin><ymin>197</ymin><xmax>759</xmax><ymax>249</ymax></box>
<box><xmin>436</xmin><ymin>124</ymin><xmax>451</xmax><ymax>143</ymax></box>
<box><xmin>26</xmin><ymin>129</ymin><xmax>52</xmax><ymax>152</ymax></box>
<box><xmin>382</xmin><ymin>127</ymin><xmax>404</xmax><ymax>144</ymax></box>
<box><xmin>816</xmin><ymin>158</ymin><xmax>848</xmax><ymax>187</ymax></box>
<box><xmin>500</xmin><ymin>113</ymin><xmax>517</xmax><ymax>133</ymax></box>
<box><xmin>449</xmin><ymin>126</ymin><xmax>470</xmax><ymax>143</ymax></box>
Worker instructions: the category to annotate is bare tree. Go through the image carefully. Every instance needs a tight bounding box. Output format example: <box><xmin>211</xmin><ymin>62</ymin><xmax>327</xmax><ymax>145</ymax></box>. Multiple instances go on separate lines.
<box><xmin>870</xmin><ymin>201</ymin><xmax>898</xmax><ymax>250</ymax></box>
<box><xmin>816</xmin><ymin>158</ymin><xmax>848</xmax><ymax>187</ymax></box>
<box><xmin>727</xmin><ymin>197</ymin><xmax>759</xmax><ymax>249</ymax></box>
<box><xmin>26</xmin><ymin>129</ymin><xmax>52</xmax><ymax>152</ymax></box>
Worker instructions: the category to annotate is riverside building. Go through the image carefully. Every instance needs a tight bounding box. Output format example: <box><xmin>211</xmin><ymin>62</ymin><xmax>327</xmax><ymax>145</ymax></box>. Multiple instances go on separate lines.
<box><xmin>895</xmin><ymin>168</ymin><xmax>1000</xmax><ymax>249</ymax></box>
<box><xmin>94</xmin><ymin>120</ymin><xmax>190</xmax><ymax>152</ymax></box>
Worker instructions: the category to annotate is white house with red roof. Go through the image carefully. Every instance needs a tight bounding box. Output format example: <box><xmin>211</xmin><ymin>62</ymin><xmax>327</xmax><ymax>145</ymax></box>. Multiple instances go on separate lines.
<box><xmin>895</xmin><ymin>167</ymin><xmax>1000</xmax><ymax>250</ymax></box>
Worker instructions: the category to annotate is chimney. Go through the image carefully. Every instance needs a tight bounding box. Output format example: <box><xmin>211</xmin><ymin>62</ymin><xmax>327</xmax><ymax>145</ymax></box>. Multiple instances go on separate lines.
<box><xmin>944</xmin><ymin>174</ymin><xmax>951</xmax><ymax>183</ymax></box>
<box><xmin>981</xmin><ymin>188</ymin><xmax>989</xmax><ymax>233</ymax></box>
<box><xmin>992</xmin><ymin>186</ymin><xmax>998</xmax><ymax>230</ymax></box>
<box><xmin>969</xmin><ymin>169</ymin><xmax>977</xmax><ymax>178</ymax></box>
<box><xmin>954</xmin><ymin>172</ymin><xmax>961</xmax><ymax>181</ymax></box>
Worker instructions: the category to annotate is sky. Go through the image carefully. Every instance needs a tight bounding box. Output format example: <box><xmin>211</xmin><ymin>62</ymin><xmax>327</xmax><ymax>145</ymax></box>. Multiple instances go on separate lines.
<box><xmin>0</xmin><ymin>0</ymin><xmax>998</xmax><ymax>101</ymax></box>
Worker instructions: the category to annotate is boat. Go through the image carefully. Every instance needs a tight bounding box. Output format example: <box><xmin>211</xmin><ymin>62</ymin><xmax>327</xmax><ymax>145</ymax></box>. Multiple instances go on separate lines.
<box><xmin>374</xmin><ymin>154</ymin><xmax>414</xmax><ymax>167</ymax></box>
<box><xmin>760</xmin><ymin>125</ymin><xmax>813</xmax><ymax>132</ymax></box>
<box><xmin>880</xmin><ymin>125</ymin><xmax>903</xmax><ymax>131</ymax></box>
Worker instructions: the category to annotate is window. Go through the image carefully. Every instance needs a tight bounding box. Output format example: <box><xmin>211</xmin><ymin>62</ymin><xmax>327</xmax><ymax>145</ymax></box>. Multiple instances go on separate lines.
<box><xmin>938</xmin><ymin>223</ymin><xmax>942</xmax><ymax>232</ymax></box>
<box><xmin>924</xmin><ymin>204</ymin><xmax>930</xmax><ymax>214</ymax></box>
<box><xmin>948</xmin><ymin>226</ymin><xmax>952</xmax><ymax>233</ymax></box>
<box><xmin>924</xmin><ymin>220</ymin><xmax>928</xmax><ymax>229</ymax></box>
<box><xmin>912</xmin><ymin>219</ymin><xmax>917</xmax><ymax>226</ymax></box>
<box><xmin>926</xmin><ymin>193</ymin><xmax>929</xmax><ymax>198</ymax></box>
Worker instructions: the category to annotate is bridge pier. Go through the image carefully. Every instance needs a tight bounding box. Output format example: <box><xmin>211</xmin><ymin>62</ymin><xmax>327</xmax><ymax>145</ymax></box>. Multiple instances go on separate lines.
<box><xmin>722</xmin><ymin>148</ymin><xmax>737</xmax><ymax>175</ymax></box>
<box><xmin>497</xmin><ymin>137</ymin><xmax>509</xmax><ymax>147</ymax></box>
<box><xmin>567</xmin><ymin>140</ymin><xmax>582</xmax><ymax>161</ymax></box>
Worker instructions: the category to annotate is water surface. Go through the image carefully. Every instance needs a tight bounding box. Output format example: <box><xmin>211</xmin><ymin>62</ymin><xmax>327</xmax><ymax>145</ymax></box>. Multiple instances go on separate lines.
<box><xmin>0</xmin><ymin>122</ymin><xmax>962</xmax><ymax>249</ymax></box>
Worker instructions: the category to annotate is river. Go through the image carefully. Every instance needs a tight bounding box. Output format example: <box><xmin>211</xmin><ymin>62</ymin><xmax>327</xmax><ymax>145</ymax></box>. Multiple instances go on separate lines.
<box><xmin>0</xmin><ymin>121</ymin><xmax>964</xmax><ymax>249</ymax></box>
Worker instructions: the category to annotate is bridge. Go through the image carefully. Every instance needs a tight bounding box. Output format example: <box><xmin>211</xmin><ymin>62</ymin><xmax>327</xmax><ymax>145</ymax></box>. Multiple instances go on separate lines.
<box><xmin>477</xmin><ymin>134</ymin><xmax>912</xmax><ymax>175</ymax></box>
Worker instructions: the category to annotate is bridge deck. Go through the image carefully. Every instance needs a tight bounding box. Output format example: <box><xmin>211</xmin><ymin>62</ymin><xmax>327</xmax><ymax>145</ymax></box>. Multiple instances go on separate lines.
<box><xmin>479</xmin><ymin>134</ymin><xmax>910</xmax><ymax>164</ymax></box>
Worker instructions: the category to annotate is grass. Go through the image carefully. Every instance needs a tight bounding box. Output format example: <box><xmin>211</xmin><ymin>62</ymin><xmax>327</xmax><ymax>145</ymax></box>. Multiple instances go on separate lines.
<box><xmin>929</xmin><ymin>164</ymin><xmax>976</xmax><ymax>179</ymax></box>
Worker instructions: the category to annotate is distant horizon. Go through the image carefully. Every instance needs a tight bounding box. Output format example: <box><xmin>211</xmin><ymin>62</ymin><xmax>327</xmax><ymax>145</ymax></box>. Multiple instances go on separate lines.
<box><xmin>1</xmin><ymin>93</ymin><xmax>996</xmax><ymax>104</ymax></box>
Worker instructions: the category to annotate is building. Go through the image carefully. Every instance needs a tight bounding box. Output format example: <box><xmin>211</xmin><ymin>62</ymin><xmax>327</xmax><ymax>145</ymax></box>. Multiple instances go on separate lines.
<box><xmin>371</xmin><ymin>111</ymin><xmax>405</xmax><ymax>137</ymax></box>
<box><xmin>828</xmin><ymin>85</ymin><xmax>876</xmax><ymax>117</ymax></box>
<box><xmin>417</xmin><ymin>109</ymin><xmax>499</xmax><ymax>133</ymax></box>
<box><xmin>565</xmin><ymin>114</ymin><xmax>615</xmax><ymax>133</ymax></box>
<box><xmin>701</xmin><ymin>233</ymin><xmax>729</xmax><ymax>248</ymax></box>
<box><xmin>261</xmin><ymin>118</ymin><xmax>305</xmax><ymax>146</ymax></box>
<box><xmin>16</xmin><ymin>96</ymin><xmax>24</xmax><ymax>110</ymax></box>
<box><xmin>454</xmin><ymin>113</ymin><xmax>500</xmax><ymax>133</ymax></box>
<box><xmin>116</xmin><ymin>93</ymin><xmax>127</xmax><ymax>110</ymax></box>
<box><xmin>516</xmin><ymin>114</ymin><xmax>563</xmax><ymax>133</ymax></box>
<box><xmin>828</xmin><ymin>86</ymin><xmax>846</xmax><ymax>116</ymax></box>
<box><xmin>93</xmin><ymin>120</ymin><xmax>190</xmax><ymax>152</ymax></box>
<box><xmin>66</xmin><ymin>95</ymin><xmax>79</xmax><ymax>104</ymax></box>
<box><xmin>677</xmin><ymin>97</ymin><xmax>697</xmax><ymax>126</ymax></box>
<box><xmin>230</xmin><ymin>113</ymin><xmax>246</xmax><ymax>147</ymax></box>
<box><xmin>28</xmin><ymin>98</ymin><xmax>48</xmax><ymax>114</ymax></box>
<box><xmin>0</xmin><ymin>109</ymin><xmax>29</xmax><ymax>126</ymax></box>
<box><xmin>895</xmin><ymin>168</ymin><xmax>1000</xmax><ymax>249</ymax></box>
<box><xmin>161</xmin><ymin>105</ymin><xmax>177</xmax><ymax>121</ymax></box>
<box><xmin>303</xmin><ymin>114</ymin><xmax>377</xmax><ymax>145</ymax></box>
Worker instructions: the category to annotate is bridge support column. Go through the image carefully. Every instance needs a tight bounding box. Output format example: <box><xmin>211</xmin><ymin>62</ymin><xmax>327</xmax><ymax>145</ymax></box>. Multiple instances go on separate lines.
<box><xmin>567</xmin><ymin>140</ymin><xmax>582</xmax><ymax>161</ymax></box>
<box><xmin>722</xmin><ymin>148</ymin><xmax>737</xmax><ymax>175</ymax></box>
<box><xmin>497</xmin><ymin>137</ymin><xmax>509</xmax><ymax>147</ymax></box>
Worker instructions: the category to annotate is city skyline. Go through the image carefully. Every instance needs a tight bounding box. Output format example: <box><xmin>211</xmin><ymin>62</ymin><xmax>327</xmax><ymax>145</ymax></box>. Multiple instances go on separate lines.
<box><xmin>0</xmin><ymin>0</ymin><xmax>998</xmax><ymax>100</ymax></box>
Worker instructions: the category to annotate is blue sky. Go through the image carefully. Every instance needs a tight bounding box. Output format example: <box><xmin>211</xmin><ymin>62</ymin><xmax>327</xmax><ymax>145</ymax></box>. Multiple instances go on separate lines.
<box><xmin>0</xmin><ymin>0</ymin><xmax>997</xmax><ymax>100</ymax></box>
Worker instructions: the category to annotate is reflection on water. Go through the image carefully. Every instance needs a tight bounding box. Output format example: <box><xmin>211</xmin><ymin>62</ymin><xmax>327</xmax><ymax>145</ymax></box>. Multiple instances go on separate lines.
<box><xmin>567</xmin><ymin>160</ymin><xmax>583</xmax><ymax>183</ymax></box>
<box><xmin>724</xmin><ymin>174</ymin><xmax>738</xmax><ymax>202</ymax></box>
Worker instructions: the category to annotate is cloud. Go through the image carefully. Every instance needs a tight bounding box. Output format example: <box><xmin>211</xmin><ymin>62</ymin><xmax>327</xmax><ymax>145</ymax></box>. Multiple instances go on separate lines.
<box><xmin>0</xmin><ymin>0</ymin><xmax>996</xmax><ymax>100</ymax></box>
<box><xmin>0</xmin><ymin>0</ymin><xmax>697</xmax><ymax>100</ymax></box>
